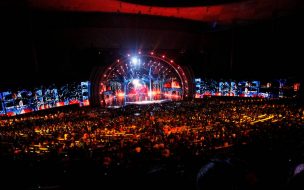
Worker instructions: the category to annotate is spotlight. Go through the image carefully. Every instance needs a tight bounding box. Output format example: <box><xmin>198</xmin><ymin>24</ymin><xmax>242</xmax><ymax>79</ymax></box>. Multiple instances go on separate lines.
<box><xmin>131</xmin><ymin>57</ymin><xmax>139</xmax><ymax>65</ymax></box>
<box><xmin>132</xmin><ymin>79</ymin><xmax>141</xmax><ymax>87</ymax></box>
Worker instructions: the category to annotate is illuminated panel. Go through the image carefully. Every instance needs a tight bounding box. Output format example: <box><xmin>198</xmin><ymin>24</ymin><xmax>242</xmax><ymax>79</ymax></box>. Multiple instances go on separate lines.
<box><xmin>81</xmin><ymin>81</ymin><xmax>90</xmax><ymax>106</ymax></box>
<box><xmin>219</xmin><ymin>82</ymin><xmax>230</xmax><ymax>96</ymax></box>
<box><xmin>0</xmin><ymin>93</ymin><xmax>5</xmax><ymax>116</ymax></box>
<box><xmin>195</xmin><ymin>78</ymin><xmax>201</xmax><ymax>98</ymax></box>
<box><xmin>0</xmin><ymin>81</ymin><xmax>91</xmax><ymax>117</ymax></box>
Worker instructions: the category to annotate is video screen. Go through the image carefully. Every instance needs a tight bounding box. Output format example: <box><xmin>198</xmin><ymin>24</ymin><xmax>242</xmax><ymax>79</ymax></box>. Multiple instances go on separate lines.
<box><xmin>202</xmin><ymin>79</ymin><xmax>218</xmax><ymax>96</ymax></box>
<box><xmin>238</xmin><ymin>81</ymin><xmax>260</xmax><ymax>97</ymax></box>
<box><xmin>194</xmin><ymin>78</ymin><xmax>298</xmax><ymax>99</ymax></box>
<box><xmin>57</xmin><ymin>82</ymin><xmax>90</xmax><ymax>107</ymax></box>
<box><xmin>219</xmin><ymin>82</ymin><xmax>230</xmax><ymax>96</ymax></box>
<box><xmin>195</xmin><ymin>78</ymin><xmax>202</xmax><ymax>98</ymax></box>
<box><xmin>2</xmin><ymin>91</ymin><xmax>17</xmax><ymax>116</ymax></box>
<box><xmin>81</xmin><ymin>81</ymin><xmax>90</xmax><ymax>106</ymax></box>
<box><xmin>230</xmin><ymin>82</ymin><xmax>237</xmax><ymax>96</ymax></box>
<box><xmin>0</xmin><ymin>93</ymin><xmax>5</xmax><ymax>116</ymax></box>
<box><xmin>0</xmin><ymin>81</ymin><xmax>90</xmax><ymax>116</ymax></box>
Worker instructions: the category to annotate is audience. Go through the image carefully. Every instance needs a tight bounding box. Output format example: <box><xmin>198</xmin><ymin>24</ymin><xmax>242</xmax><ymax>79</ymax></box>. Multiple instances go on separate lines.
<box><xmin>0</xmin><ymin>97</ymin><xmax>303</xmax><ymax>189</ymax></box>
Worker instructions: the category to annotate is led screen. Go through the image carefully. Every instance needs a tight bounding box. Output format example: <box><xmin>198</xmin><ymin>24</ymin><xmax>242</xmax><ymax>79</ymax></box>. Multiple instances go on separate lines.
<box><xmin>0</xmin><ymin>93</ymin><xmax>5</xmax><ymax>115</ymax></box>
<box><xmin>194</xmin><ymin>78</ymin><xmax>297</xmax><ymax>99</ymax></box>
<box><xmin>0</xmin><ymin>81</ymin><xmax>90</xmax><ymax>116</ymax></box>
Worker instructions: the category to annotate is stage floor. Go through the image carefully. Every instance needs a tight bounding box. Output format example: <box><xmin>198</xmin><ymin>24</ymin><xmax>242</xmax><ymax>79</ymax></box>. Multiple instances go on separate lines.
<box><xmin>106</xmin><ymin>99</ymin><xmax>171</xmax><ymax>108</ymax></box>
<box><xmin>125</xmin><ymin>99</ymin><xmax>171</xmax><ymax>105</ymax></box>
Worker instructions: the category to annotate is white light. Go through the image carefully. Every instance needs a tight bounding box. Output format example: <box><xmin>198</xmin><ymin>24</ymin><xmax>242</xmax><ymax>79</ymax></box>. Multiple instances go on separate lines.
<box><xmin>132</xmin><ymin>79</ymin><xmax>141</xmax><ymax>88</ymax></box>
<box><xmin>131</xmin><ymin>57</ymin><xmax>139</xmax><ymax>65</ymax></box>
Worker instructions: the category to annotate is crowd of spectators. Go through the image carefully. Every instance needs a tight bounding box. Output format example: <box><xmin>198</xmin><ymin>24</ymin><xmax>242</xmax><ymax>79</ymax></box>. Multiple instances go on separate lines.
<box><xmin>1</xmin><ymin>97</ymin><xmax>304</xmax><ymax>190</ymax></box>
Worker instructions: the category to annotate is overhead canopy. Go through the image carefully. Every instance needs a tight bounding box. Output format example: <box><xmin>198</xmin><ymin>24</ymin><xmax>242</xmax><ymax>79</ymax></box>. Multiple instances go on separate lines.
<box><xmin>28</xmin><ymin>0</ymin><xmax>303</xmax><ymax>24</ymax></box>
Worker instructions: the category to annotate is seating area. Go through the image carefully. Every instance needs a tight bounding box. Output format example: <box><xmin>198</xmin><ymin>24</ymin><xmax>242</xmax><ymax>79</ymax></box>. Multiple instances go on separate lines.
<box><xmin>1</xmin><ymin>97</ymin><xmax>304</xmax><ymax>189</ymax></box>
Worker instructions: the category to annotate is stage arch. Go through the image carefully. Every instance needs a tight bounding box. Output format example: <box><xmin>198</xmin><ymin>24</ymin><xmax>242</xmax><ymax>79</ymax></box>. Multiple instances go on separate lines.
<box><xmin>91</xmin><ymin>52</ymin><xmax>193</xmax><ymax>107</ymax></box>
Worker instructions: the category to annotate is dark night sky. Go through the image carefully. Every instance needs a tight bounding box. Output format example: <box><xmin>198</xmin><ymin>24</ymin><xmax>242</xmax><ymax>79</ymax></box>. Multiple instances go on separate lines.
<box><xmin>0</xmin><ymin>1</ymin><xmax>304</xmax><ymax>90</ymax></box>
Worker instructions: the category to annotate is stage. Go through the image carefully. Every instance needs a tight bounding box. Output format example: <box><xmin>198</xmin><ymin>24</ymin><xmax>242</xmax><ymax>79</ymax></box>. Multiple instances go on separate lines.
<box><xmin>97</xmin><ymin>51</ymin><xmax>192</xmax><ymax>108</ymax></box>
<box><xmin>107</xmin><ymin>99</ymin><xmax>171</xmax><ymax>108</ymax></box>
<box><xmin>125</xmin><ymin>99</ymin><xmax>171</xmax><ymax>105</ymax></box>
